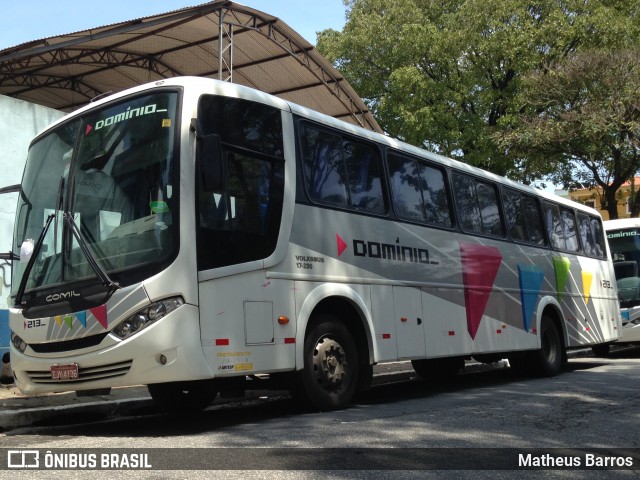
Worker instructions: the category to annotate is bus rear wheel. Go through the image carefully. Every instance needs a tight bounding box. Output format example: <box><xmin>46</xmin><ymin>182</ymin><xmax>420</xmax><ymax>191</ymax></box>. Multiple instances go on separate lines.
<box><xmin>294</xmin><ymin>315</ymin><xmax>359</xmax><ymax>411</ymax></box>
<box><xmin>148</xmin><ymin>380</ymin><xmax>217</xmax><ymax>414</ymax></box>
<box><xmin>530</xmin><ymin>315</ymin><xmax>563</xmax><ymax>377</ymax></box>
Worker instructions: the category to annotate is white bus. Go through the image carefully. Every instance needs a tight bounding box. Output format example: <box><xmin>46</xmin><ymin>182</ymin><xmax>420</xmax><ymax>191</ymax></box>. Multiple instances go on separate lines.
<box><xmin>2</xmin><ymin>77</ymin><xmax>620</xmax><ymax>412</ymax></box>
<box><xmin>604</xmin><ymin>218</ymin><xmax>640</xmax><ymax>348</ymax></box>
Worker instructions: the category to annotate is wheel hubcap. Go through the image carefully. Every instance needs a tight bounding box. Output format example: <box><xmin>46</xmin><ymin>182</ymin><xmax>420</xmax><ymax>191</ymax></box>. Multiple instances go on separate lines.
<box><xmin>312</xmin><ymin>336</ymin><xmax>347</xmax><ymax>390</ymax></box>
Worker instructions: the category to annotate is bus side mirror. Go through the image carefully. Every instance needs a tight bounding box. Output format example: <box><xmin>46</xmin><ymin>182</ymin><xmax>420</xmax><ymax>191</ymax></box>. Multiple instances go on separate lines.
<box><xmin>198</xmin><ymin>134</ymin><xmax>223</xmax><ymax>192</ymax></box>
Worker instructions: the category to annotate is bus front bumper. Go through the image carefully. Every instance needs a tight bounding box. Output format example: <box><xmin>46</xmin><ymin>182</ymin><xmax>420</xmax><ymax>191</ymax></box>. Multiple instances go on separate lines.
<box><xmin>10</xmin><ymin>304</ymin><xmax>214</xmax><ymax>395</ymax></box>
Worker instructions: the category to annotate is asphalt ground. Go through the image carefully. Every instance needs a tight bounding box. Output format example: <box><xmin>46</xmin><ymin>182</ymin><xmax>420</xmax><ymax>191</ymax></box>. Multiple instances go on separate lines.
<box><xmin>0</xmin><ymin>352</ymin><xmax>593</xmax><ymax>432</ymax></box>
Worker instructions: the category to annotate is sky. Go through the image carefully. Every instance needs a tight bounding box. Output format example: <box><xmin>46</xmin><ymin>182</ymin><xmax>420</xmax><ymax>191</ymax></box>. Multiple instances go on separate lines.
<box><xmin>0</xmin><ymin>0</ymin><xmax>348</xmax><ymax>50</ymax></box>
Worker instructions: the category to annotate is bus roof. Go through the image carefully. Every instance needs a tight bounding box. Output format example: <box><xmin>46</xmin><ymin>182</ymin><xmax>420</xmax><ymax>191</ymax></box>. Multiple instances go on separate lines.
<box><xmin>34</xmin><ymin>76</ymin><xmax>602</xmax><ymax>219</ymax></box>
<box><xmin>604</xmin><ymin>218</ymin><xmax>640</xmax><ymax>230</ymax></box>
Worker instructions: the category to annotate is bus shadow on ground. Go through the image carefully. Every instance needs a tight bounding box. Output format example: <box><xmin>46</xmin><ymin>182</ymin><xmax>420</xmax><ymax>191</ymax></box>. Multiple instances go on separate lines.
<box><xmin>6</xmin><ymin>358</ymin><xmax>609</xmax><ymax>438</ymax></box>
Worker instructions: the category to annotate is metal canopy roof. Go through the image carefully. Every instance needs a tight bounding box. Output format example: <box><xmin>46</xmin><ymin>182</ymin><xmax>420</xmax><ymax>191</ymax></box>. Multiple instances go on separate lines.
<box><xmin>0</xmin><ymin>1</ymin><xmax>381</xmax><ymax>132</ymax></box>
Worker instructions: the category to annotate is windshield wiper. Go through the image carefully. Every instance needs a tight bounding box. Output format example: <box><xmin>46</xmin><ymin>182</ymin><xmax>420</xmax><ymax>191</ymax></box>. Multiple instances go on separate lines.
<box><xmin>63</xmin><ymin>212</ymin><xmax>120</xmax><ymax>292</ymax></box>
<box><xmin>14</xmin><ymin>213</ymin><xmax>56</xmax><ymax>306</ymax></box>
<box><xmin>13</xmin><ymin>211</ymin><xmax>120</xmax><ymax>308</ymax></box>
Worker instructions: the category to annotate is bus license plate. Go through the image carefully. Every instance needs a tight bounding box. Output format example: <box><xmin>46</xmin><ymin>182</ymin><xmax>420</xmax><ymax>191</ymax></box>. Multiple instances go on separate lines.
<box><xmin>51</xmin><ymin>363</ymin><xmax>79</xmax><ymax>381</ymax></box>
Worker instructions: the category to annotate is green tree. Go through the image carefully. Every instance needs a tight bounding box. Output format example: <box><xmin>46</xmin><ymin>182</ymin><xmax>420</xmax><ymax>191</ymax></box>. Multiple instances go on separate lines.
<box><xmin>498</xmin><ymin>50</ymin><xmax>640</xmax><ymax>220</ymax></box>
<box><xmin>317</xmin><ymin>0</ymin><xmax>640</xmax><ymax>179</ymax></box>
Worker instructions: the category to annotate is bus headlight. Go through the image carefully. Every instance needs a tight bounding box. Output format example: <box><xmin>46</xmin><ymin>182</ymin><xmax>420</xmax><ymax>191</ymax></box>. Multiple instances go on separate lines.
<box><xmin>112</xmin><ymin>297</ymin><xmax>184</xmax><ymax>340</ymax></box>
<box><xmin>11</xmin><ymin>332</ymin><xmax>27</xmax><ymax>353</ymax></box>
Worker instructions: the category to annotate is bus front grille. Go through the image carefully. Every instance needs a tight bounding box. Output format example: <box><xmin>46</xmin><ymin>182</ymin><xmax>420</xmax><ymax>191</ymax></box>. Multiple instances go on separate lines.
<box><xmin>29</xmin><ymin>333</ymin><xmax>109</xmax><ymax>353</ymax></box>
<box><xmin>25</xmin><ymin>360</ymin><xmax>133</xmax><ymax>385</ymax></box>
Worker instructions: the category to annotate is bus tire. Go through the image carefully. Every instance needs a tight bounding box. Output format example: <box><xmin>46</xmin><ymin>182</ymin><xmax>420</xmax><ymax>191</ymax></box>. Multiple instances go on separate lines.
<box><xmin>148</xmin><ymin>380</ymin><xmax>217</xmax><ymax>414</ymax></box>
<box><xmin>530</xmin><ymin>315</ymin><xmax>563</xmax><ymax>377</ymax></box>
<box><xmin>411</xmin><ymin>357</ymin><xmax>464</xmax><ymax>382</ymax></box>
<box><xmin>295</xmin><ymin>315</ymin><xmax>359</xmax><ymax>411</ymax></box>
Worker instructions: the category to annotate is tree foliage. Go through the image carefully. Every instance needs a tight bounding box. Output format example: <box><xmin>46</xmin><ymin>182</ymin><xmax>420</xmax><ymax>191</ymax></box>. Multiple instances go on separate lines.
<box><xmin>498</xmin><ymin>50</ymin><xmax>640</xmax><ymax>219</ymax></box>
<box><xmin>317</xmin><ymin>0</ymin><xmax>640</xmax><ymax>180</ymax></box>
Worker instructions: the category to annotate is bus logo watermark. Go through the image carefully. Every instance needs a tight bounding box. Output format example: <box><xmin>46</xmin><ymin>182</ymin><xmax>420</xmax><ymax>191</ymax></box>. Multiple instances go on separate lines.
<box><xmin>7</xmin><ymin>450</ymin><xmax>39</xmax><ymax>468</ymax></box>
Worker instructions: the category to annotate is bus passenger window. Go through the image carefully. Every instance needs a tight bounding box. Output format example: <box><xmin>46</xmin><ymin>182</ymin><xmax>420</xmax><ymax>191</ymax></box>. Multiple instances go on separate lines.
<box><xmin>453</xmin><ymin>173</ymin><xmax>503</xmax><ymax>236</ymax></box>
<box><xmin>578</xmin><ymin>213</ymin><xmax>606</xmax><ymax>258</ymax></box>
<box><xmin>344</xmin><ymin>142</ymin><xmax>385</xmax><ymax>214</ymax></box>
<box><xmin>453</xmin><ymin>174</ymin><xmax>482</xmax><ymax>233</ymax></box>
<box><xmin>561</xmin><ymin>208</ymin><xmax>579</xmax><ymax>252</ymax></box>
<box><xmin>504</xmin><ymin>189</ymin><xmax>545</xmax><ymax>245</ymax></box>
<box><xmin>503</xmin><ymin>190</ymin><xmax>526</xmax><ymax>242</ymax></box>
<box><xmin>300</xmin><ymin>124</ymin><xmax>385</xmax><ymax>214</ymax></box>
<box><xmin>388</xmin><ymin>154</ymin><xmax>425</xmax><ymax>222</ymax></box>
<box><xmin>476</xmin><ymin>182</ymin><xmax>504</xmax><ymax>236</ymax></box>
<box><xmin>543</xmin><ymin>202</ymin><xmax>563</xmax><ymax>249</ymax></box>
<box><xmin>590</xmin><ymin>217</ymin><xmax>606</xmax><ymax>257</ymax></box>
<box><xmin>419</xmin><ymin>164</ymin><xmax>452</xmax><ymax>227</ymax></box>
<box><xmin>522</xmin><ymin>196</ymin><xmax>545</xmax><ymax>245</ymax></box>
<box><xmin>300</xmin><ymin>128</ymin><xmax>348</xmax><ymax>207</ymax></box>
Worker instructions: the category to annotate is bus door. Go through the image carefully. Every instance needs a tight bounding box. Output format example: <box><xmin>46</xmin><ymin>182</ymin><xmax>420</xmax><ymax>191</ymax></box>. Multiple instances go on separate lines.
<box><xmin>393</xmin><ymin>286</ymin><xmax>426</xmax><ymax>359</ymax></box>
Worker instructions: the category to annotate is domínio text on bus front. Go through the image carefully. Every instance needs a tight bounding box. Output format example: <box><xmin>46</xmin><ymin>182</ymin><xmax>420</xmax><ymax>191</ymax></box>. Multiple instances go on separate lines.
<box><xmin>1</xmin><ymin>77</ymin><xmax>621</xmax><ymax>413</ymax></box>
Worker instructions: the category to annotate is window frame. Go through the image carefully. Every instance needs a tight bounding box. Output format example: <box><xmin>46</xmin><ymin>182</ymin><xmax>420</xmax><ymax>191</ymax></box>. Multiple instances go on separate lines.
<box><xmin>386</xmin><ymin>150</ymin><xmax>454</xmax><ymax>228</ymax></box>
<box><xmin>297</xmin><ymin>121</ymin><xmax>388</xmax><ymax>217</ymax></box>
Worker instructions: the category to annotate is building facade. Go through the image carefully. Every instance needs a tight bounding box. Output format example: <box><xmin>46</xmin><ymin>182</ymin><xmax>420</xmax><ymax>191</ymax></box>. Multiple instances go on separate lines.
<box><xmin>566</xmin><ymin>177</ymin><xmax>640</xmax><ymax>220</ymax></box>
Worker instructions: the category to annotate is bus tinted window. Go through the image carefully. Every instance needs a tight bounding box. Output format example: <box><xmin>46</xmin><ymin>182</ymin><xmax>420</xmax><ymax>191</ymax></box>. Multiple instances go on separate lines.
<box><xmin>503</xmin><ymin>189</ymin><xmax>545</xmax><ymax>245</ymax></box>
<box><xmin>453</xmin><ymin>173</ymin><xmax>504</xmax><ymax>237</ymax></box>
<box><xmin>387</xmin><ymin>153</ymin><xmax>452</xmax><ymax>227</ymax></box>
<box><xmin>345</xmin><ymin>142</ymin><xmax>385</xmax><ymax>214</ymax></box>
<box><xmin>544</xmin><ymin>202</ymin><xmax>579</xmax><ymax>252</ymax></box>
<box><xmin>503</xmin><ymin>190</ymin><xmax>525</xmax><ymax>241</ymax></box>
<box><xmin>578</xmin><ymin>213</ymin><xmax>606</xmax><ymax>258</ymax></box>
<box><xmin>300</xmin><ymin>125</ymin><xmax>385</xmax><ymax>214</ymax></box>
<box><xmin>562</xmin><ymin>208</ymin><xmax>579</xmax><ymax>252</ymax></box>
<box><xmin>198</xmin><ymin>95</ymin><xmax>284</xmax><ymax>157</ymax></box>
<box><xmin>196</xmin><ymin>96</ymin><xmax>284</xmax><ymax>270</ymax></box>
<box><xmin>522</xmin><ymin>196</ymin><xmax>545</xmax><ymax>245</ymax></box>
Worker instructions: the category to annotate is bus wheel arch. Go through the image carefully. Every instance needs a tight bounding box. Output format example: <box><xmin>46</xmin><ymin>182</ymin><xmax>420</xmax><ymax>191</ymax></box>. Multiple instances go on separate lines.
<box><xmin>294</xmin><ymin>293</ymin><xmax>375</xmax><ymax>408</ymax></box>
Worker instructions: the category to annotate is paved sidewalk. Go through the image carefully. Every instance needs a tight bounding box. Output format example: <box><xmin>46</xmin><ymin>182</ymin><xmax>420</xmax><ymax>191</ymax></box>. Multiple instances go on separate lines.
<box><xmin>0</xmin><ymin>383</ymin><xmax>154</xmax><ymax>432</ymax></box>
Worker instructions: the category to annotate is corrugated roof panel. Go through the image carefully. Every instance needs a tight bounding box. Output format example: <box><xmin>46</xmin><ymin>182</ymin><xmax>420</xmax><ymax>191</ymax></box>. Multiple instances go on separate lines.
<box><xmin>0</xmin><ymin>1</ymin><xmax>380</xmax><ymax>132</ymax></box>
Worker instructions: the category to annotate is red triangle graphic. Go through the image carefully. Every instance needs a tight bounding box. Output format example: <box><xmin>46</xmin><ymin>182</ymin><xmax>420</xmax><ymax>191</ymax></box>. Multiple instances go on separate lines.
<box><xmin>90</xmin><ymin>305</ymin><xmax>108</xmax><ymax>328</ymax></box>
<box><xmin>336</xmin><ymin>234</ymin><xmax>348</xmax><ymax>256</ymax></box>
<box><xmin>460</xmin><ymin>243</ymin><xmax>502</xmax><ymax>340</ymax></box>
<box><xmin>85</xmin><ymin>124</ymin><xmax>93</xmax><ymax>136</ymax></box>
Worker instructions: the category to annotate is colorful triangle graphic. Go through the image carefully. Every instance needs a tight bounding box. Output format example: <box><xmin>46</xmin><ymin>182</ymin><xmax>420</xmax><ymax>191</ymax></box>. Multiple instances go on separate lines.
<box><xmin>76</xmin><ymin>310</ymin><xmax>87</xmax><ymax>328</ymax></box>
<box><xmin>460</xmin><ymin>243</ymin><xmax>503</xmax><ymax>340</ymax></box>
<box><xmin>90</xmin><ymin>305</ymin><xmax>108</xmax><ymax>328</ymax></box>
<box><xmin>553</xmin><ymin>256</ymin><xmax>571</xmax><ymax>301</ymax></box>
<box><xmin>336</xmin><ymin>234</ymin><xmax>348</xmax><ymax>256</ymax></box>
<box><xmin>582</xmin><ymin>271</ymin><xmax>593</xmax><ymax>304</ymax></box>
<box><xmin>518</xmin><ymin>264</ymin><xmax>545</xmax><ymax>331</ymax></box>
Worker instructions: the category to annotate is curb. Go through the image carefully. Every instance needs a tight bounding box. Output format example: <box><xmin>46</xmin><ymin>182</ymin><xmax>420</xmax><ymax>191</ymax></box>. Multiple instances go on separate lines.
<box><xmin>0</xmin><ymin>396</ymin><xmax>155</xmax><ymax>431</ymax></box>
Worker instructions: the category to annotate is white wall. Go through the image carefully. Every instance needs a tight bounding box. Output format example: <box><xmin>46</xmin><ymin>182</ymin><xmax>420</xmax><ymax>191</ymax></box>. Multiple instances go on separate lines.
<box><xmin>0</xmin><ymin>95</ymin><xmax>64</xmax><ymax>311</ymax></box>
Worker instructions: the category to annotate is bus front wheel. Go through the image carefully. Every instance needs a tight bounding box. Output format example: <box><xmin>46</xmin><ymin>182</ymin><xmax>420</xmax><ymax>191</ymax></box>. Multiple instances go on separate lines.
<box><xmin>294</xmin><ymin>315</ymin><xmax>359</xmax><ymax>411</ymax></box>
<box><xmin>148</xmin><ymin>380</ymin><xmax>217</xmax><ymax>414</ymax></box>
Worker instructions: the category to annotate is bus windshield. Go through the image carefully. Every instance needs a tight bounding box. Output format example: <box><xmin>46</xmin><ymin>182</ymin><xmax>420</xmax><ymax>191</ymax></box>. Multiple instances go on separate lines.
<box><xmin>607</xmin><ymin>228</ymin><xmax>640</xmax><ymax>308</ymax></box>
<box><xmin>11</xmin><ymin>91</ymin><xmax>179</xmax><ymax>303</ymax></box>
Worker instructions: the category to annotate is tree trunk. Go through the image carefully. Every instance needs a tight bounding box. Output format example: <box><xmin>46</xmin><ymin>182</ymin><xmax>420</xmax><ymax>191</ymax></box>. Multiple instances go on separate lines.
<box><xmin>604</xmin><ymin>187</ymin><xmax>619</xmax><ymax>220</ymax></box>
